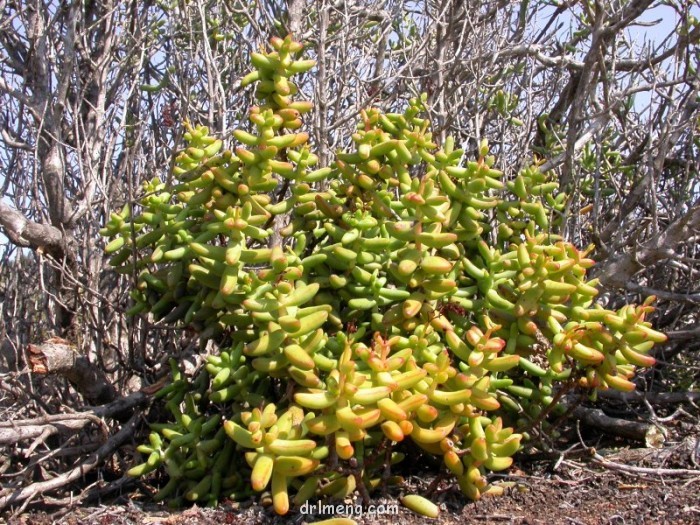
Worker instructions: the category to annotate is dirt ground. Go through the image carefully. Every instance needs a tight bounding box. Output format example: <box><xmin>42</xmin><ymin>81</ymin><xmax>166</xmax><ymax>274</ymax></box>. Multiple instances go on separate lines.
<box><xmin>7</xmin><ymin>446</ymin><xmax>699</xmax><ymax>525</ymax></box>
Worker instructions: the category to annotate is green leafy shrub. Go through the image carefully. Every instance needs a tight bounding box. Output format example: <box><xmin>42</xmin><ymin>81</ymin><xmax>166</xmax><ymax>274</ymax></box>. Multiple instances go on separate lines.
<box><xmin>102</xmin><ymin>36</ymin><xmax>666</xmax><ymax>514</ymax></box>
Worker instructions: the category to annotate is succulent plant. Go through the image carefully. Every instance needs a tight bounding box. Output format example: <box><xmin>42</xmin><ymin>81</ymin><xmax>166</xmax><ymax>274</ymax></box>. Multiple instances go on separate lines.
<box><xmin>104</xmin><ymin>35</ymin><xmax>666</xmax><ymax>514</ymax></box>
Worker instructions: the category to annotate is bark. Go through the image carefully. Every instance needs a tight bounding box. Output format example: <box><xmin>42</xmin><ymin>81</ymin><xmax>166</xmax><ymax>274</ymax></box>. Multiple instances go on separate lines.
<box><xmin>572</xmin><ymin>406</ymin><xmax>665</xmax><ymax>449</ymax></box>
<box><xmin>286</xmin><ymin>0</ymin><xmax>304</xmax><ymax>35</ymax></box>
<box><xmin>596</xmin><ymin>390</ymin><xmax>700</xmax><ymax>405</ymax></box>
<box><xmin>666</xmin><ymin>324</ymin><xmax>700</xmax><ymax>341</ymax></box>
<box><xmin>0</xmin><ymin>201</ymin><xmax>66</xmax><ymax>260</ymax></box>
<box><xmin>27</xmin><ymin>338</ymin><xmax>117</xmax><ymax>404</ymax></box>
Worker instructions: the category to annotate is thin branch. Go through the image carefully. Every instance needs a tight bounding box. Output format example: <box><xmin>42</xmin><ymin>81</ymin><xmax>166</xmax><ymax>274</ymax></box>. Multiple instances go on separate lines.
<box><xmin>591</xmin><ymin>452</ymin><xmax>700</xmax><ymax>477</ymax></box>
<box><xmin>0</xmin><ymin>413</ymin><xmax>142</xmax><ymax>511</ymax></box>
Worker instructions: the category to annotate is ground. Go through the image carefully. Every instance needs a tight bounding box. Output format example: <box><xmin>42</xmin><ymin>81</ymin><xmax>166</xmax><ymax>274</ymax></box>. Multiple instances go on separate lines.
<box><xmin>7</xmin><ymin>446</ymin><xmax>699</xmax><ymax>525</ymax></box>
<box><xmin>3</xmin><ymin>389</ymin><xmax>699</xmax><ymax>525</ymax></box>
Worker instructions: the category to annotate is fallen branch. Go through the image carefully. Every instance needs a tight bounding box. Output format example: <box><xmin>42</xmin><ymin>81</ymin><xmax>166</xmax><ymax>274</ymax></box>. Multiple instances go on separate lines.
<box><xmin>42</xmin><ymin>476</ymin><xmax>138</xmax><ymax>509</ymax></box>
<box><xmin>0</xmin><ymin>390</ymin><xmax>148</xmax><ymax>446</ymax></box>
<box><xmin>666</xmin><ymin>324</ymin><xmax>700</xmax><ymax>340</ymax></box>
<box><xmin>591</xmin><ymin>451</ymin><xmax>700</xmax><ymax>477</ymax></box>
<box><xmin>0</xmin><ymin>415</ymin><xmax>97</xmax><ymax>447</ymax></box>
<box><xmin>572</xmin><ymin>406</ymin><xmax>665</xmax><ymax>449</ymax></box>
<box><xmin>597</xmin><ymin>390</ymin><xmax>700</xmax><ymax>405</ymax></box>
<box><xmin>0</xmin><ymin>413</ymin><xmax>141</xmax><ymax>511</ymax></box>
<box><xmin>28</xmin><ymin>338</ymin><xmax>117</xmax><ymax>405</ymax></box>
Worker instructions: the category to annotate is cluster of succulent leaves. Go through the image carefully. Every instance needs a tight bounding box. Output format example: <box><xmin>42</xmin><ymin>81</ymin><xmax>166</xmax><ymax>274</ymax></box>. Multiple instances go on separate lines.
<box><xmin>101</xmin><ymin>36</ymin><xmax>666</xmax><ymax>514</ymax></box>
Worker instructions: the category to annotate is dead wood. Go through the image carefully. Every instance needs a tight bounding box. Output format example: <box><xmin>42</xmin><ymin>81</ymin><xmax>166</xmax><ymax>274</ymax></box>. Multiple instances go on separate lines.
<box><xmin>596</xmin><ymin>204</ymin><xmax>700</xmax><ymax>289</ymax></box>
<box><xmin>0</xmin><ymin>415</ymin><xmax>99</xmax><ymax>447</ymax></box>
<box><xmin>572</xmin><ymin>406</ymin><xmax>665</xmax><ymax>448</ymax></box>
<box><xmin>0</xmin><ymin>201</ymin><xmax>67</xmax><ymax>260</ymax></box>
<box><xmin>596</xmin><ymin>390</ymin><xmax>700</xmax><ymax>405</ymax></box>
<box><xmin>591</xmin><ymin>451</ymin><xmax>700</xmax><ymax>477</ymax></box>
<box><xmin>0</xmin><ymin>390</ymin><xmax>148</xmax><ymax>446</ymax></box>
<box><xmin>0</xmin><ymin>413</ymin><xmax>141</xmax><ymax>512</ymax></box>
<box><xmin>27</xmin><ymin>338</ymin><xmax>117</xmax><ymax>405</ymax></box>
